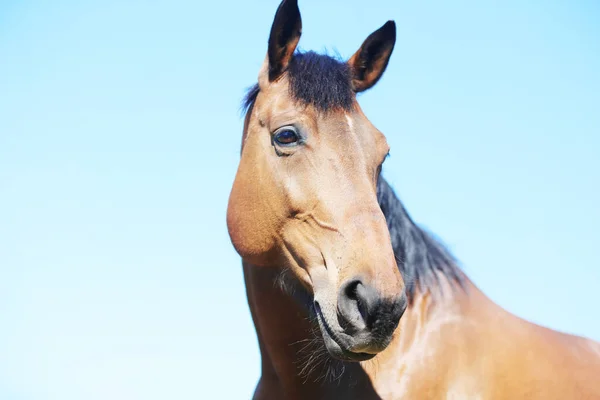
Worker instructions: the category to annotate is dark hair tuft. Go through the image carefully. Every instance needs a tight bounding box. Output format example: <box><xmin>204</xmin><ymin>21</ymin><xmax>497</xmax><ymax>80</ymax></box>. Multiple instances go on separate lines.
<box><xmin>241</xmin><ymin>51</ymin><xmax>354</xmax><ymax>113</ymax></box>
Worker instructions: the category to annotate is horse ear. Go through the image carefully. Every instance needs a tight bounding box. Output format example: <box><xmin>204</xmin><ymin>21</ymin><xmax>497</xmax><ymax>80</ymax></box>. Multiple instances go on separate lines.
<box><xmin>348</xmin><ymin>21</ymin><xmax>396</xmax><ymax>93</ymax></box>
<box><xmin>267</xmin><ymin>0</ymin><xmax>302</xmax><ymax>82</ymax></box>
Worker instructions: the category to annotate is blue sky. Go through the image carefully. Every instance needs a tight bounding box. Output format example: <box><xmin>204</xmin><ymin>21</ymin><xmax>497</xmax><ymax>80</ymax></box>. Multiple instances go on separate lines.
<box><xmin>1</xmin><ymin>0</ymin><xmax>599</xmax><ymax>398</ymax></box>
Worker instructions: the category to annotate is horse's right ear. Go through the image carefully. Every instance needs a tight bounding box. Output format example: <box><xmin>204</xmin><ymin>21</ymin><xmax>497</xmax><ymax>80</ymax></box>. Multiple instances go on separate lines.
<box><xmin>267</xmin><ymin>0</ymin><xmax>302</xmax><ymax>82</ymax></box>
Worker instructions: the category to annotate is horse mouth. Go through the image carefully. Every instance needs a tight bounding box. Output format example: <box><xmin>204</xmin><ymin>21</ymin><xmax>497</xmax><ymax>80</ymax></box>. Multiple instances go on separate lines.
<box><xmin>314</xmin><ymin>302</ymin><xmax>376</xmax><ymax>362</ymax></box>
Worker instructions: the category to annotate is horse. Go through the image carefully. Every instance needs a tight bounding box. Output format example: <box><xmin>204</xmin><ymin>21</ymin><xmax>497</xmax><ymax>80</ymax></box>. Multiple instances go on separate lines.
<box><xmin>226</xmin><ymin>0</ymin><xmax>600</xmax><ymax>398</ymax></box>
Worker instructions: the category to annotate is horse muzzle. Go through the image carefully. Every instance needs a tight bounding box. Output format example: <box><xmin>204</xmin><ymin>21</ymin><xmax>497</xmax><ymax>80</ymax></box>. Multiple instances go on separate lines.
<box><xmin>314</xmin><ymin>277</ymin><xmax>407</xmax><ymax>362</ymax></box>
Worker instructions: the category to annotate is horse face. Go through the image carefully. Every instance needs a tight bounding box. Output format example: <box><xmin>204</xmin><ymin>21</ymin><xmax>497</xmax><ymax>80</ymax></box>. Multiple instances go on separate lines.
<box><xmin>227</xmin><ymin>0</ymin><xmax>406</xmax><ymax>361</ymax></box>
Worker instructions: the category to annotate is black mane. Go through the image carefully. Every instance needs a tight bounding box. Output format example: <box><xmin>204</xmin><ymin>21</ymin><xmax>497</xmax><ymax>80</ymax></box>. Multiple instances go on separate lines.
<box><xmin>242</xmin><ymin>83</ymin><xmax>259</xmax><ymax>114</ymax></box>
<box><xmin>242</xmin><ymin>51</ymin><xmax>464</xmax><ymax>302</ymax></box>
<box><xmin>377</xmin><ymin>177</ymin><xmax>464</xmax><ymax>301</ymax></box>
<box><xmin>287</xmin><ymin>51</ymin><xmax>354</xmax><ymax>111</ymax></box>
<box><xmin>242</xmin><ymin>51</ymin><xmax>354</xmax><ymax>113</ymax></box>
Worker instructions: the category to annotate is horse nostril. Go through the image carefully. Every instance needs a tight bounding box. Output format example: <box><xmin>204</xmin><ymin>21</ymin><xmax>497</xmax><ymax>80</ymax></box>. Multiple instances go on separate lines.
<box><xmin>344</xmin><ymin>279</ymin><xmax>361</xmax><ymax>300</ymax></box>
<box><xmin>338</xmin><ymin>279</ymin><xmax>363</xmax><ymax>331</ymax></box>
<box><xmin>338</xmin><ymin>278</ymin><xmax>381</xmax><ymax>331</ymax></box>
<box><xmin>338</xmin><ymin>277</ymin><xmax>407</xmax><ymax>338</ymax></box>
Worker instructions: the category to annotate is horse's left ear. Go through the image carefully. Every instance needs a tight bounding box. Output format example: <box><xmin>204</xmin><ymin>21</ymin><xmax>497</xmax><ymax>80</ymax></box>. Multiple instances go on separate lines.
<box><xmin>268</xmin><ymin>0</ymin><xmax>302</xmax><ymax>82</ymax></box>
<box><xmin>348</xmin><ymin>20</ymin><xmax>396</xmax><ymax>93</ymax></box>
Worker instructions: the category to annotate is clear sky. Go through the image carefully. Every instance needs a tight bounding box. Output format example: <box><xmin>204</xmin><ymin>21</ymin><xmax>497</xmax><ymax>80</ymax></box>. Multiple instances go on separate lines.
<box><xmin>1</xmin><ymin>0</ymin><xmax>599</xmax><ymax>398</ymax></box>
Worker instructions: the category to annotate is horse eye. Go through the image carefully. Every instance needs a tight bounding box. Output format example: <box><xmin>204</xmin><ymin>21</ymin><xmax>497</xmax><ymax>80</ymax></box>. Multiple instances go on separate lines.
<box><xmin>273</xmin><ymin>128</ymin><xmax>300</xmax><ymax>146</ymax></box>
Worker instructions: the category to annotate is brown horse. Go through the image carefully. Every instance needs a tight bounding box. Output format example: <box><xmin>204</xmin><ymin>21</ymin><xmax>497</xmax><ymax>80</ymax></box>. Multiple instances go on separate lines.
<box><xmin>226</xmin><ymin>1</ymin><xmax>600</xmax><ymax>398</ymax></box>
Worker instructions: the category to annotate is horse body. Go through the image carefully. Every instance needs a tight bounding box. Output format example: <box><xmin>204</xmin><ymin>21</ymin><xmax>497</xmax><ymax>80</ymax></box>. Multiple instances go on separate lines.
<box><xmin>368</xmin><ymin>277</ymin><xmax>600</xmax><ymax>400</ymax></box>
<box><xmin>227</xmin><ymin>0</ymin><xmax>600</xmax><ymax>398</ymax></box>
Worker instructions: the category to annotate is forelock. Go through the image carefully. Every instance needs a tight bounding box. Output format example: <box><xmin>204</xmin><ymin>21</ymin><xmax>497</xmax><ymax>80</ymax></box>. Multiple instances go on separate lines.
<box><xmin>242</xmin><ymin>51</ymin><xmax>355</xmax><ymax>114</ymax></box>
